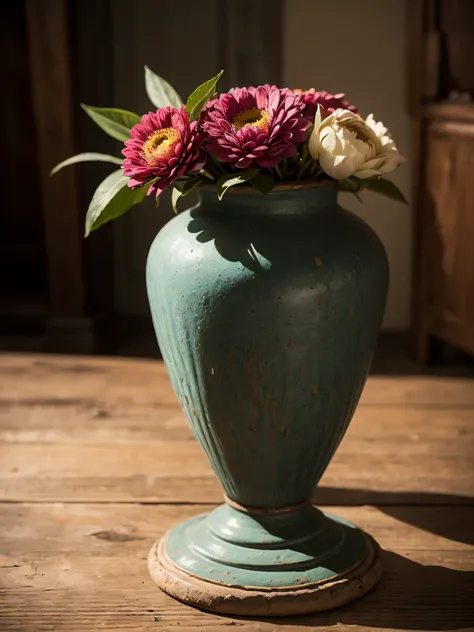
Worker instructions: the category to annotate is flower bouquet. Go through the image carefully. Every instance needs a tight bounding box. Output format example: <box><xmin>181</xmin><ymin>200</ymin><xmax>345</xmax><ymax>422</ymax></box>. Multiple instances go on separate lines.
<box><xmin>52</xmin><ymin>68</ymin><xmax>406</xmax><ymax>236</ymax></box>
<box><xmin>53</xmin><ymin>69</ymin><xmax>405</xmax><ymax>616</ymax></box>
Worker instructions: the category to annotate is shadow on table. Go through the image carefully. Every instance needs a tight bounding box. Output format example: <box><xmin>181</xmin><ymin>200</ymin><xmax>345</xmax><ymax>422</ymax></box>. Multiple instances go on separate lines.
<box><xmin>227</xmin><ymin>485</ymin><xmax>474</xmax><ymax>629</ymax></box>
<box><xmin>312</xmin><ymin>486</ymin><xmax>474</xmax><ymax>546</ymax></box>
<box><xmin>231</xmin><ymin>549</ymin><xmax>474</xmax><ymax>630</ymax></box>
<box><xmin>246</xmin><ymin>486</ymin><xmax>473</xmax><ymax>629</ymax></box>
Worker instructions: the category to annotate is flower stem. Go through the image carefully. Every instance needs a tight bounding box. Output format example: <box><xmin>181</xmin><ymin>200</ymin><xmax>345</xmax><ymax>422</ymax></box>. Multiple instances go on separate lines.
<box><xmin>274</xmin><ymin>164</ymin><xmax>284</xmax><ymax>181</ymax></box>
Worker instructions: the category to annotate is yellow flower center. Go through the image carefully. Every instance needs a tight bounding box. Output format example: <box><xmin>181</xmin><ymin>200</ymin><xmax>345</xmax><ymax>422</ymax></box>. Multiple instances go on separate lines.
<box><xmin>232</xmin><ymin>107</ymin><xmax>271</xmax><ymax>132</ymax></box>
<box><xmin>142</xmin><ymin>127</ymin><xmax>180</xmax><ymax>164</ymax></box>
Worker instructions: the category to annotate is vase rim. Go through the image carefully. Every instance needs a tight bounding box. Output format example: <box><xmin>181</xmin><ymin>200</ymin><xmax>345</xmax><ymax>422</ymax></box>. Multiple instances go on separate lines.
<box><xmin>198</xmin><ymin>179</ymin><xmax>337</xmax><ymax>195</ymax></box>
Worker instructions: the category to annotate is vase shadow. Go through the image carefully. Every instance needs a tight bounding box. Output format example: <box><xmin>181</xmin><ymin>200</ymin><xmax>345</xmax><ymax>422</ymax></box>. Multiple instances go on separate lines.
<box><xmin>220</xmin><ymin>488</ymin><xmax>474</xmax><ymax>628</ymax></box>
<box><xmin>312</xmin><ymin>487</ymin><xmax>474</xmax><ymax>546</ymax></box>
<box><xmin>226</xmin><ymin>549</ymin><xmax>474</xmax><ymax>630</ymax></box>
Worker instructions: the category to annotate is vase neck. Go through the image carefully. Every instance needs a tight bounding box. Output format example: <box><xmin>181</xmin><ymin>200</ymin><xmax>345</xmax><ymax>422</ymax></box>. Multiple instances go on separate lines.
<box><xmin>197</xmin><ymin>184</ymin><xmax>338</xmax><ymax>217</ymax></box>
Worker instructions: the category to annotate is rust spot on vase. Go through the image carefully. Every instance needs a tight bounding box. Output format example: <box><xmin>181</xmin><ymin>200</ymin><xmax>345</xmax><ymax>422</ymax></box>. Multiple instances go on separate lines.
<box><xmin>311</xmin><ymin>386</ymin><xmax>319</xmax><ymax>395</ymax></box>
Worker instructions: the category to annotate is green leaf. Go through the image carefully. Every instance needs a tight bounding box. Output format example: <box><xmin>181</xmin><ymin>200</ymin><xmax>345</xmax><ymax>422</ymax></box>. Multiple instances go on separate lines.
<box><xmin>186</xmin><ymin>70</ymin><xmax>224</xmax><ymax>121</ymax></box>
<box><xmin>171</xmin><ymin>187</ymin><xmax>182</xmax><ymax>215</ymax></box>
<box><xmin>85</xmin><ymin>170</ymin><xmax>153</xmax><ymax>237</ymax></box>
<box><xmin>216</xmin><ymin>168</ymin><xmax>257</xmax><ymax>201</ymax></box>
<box><xmin>144</xmin><ymin>66</ymin><xmax>183</xmax><ymax>109</ymax></box>
<box><xmin>81</xmin><ymin>105</ymin><xmax>141</xmax><ymax>142</ymax></box>
<box><xmin>171</xmin><ymin>178</ymin><xmax>203</xmax><ymax>214</ymax></box>
<box><xmin>337</xmin><ymin>177</ymin><xmax>360</xmax><ymax>192</ymax></box>
<box><xmin>250</xmin><ymin>171</ymin><xmax>275</xmax><ymax>195</ymax></box>
<box><xmin>360</xmin><ymin>177</ymin><xmax>408</xmax><ymax>204</ymax></box>
<box><xmin>50</xmin><ymin>153</ymin><xmax>123</xmax><ymax>177</ymax></box>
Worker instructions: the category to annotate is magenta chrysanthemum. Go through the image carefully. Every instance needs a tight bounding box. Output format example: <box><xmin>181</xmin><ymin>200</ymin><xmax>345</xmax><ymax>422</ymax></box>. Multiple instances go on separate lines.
<box><xmin>122</xmin><ymin>106</ymin><xmax>206</xmax><ymax>197</ymax></box>
<box><xmin>202</xmin><ymin>85</ymin><xmax>309</xmax><ymax>169</ymax></box>
<box><xmin>294</xmin><ymin>89</ymin><xmax>359</xmax><ymax>121</ymax></box>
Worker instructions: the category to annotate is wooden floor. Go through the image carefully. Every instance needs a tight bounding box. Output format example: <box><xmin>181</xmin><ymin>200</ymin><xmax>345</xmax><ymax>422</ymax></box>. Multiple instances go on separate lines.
<box><xmin>0</xmin><ymin>353</ymin><xmax>473</xmax><ymax>631</ymax></box>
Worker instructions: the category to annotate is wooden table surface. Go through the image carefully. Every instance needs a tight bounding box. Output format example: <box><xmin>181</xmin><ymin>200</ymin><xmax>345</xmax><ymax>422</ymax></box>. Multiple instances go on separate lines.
<box><xmin>0</xmin><ymin>353</ymin><xmax>473</xmax><ymax>631</ymax></box>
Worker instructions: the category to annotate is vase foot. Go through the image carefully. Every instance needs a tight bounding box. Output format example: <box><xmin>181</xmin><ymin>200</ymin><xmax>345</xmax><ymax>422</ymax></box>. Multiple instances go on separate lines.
<box><xmin>148</xmin><ymin>503</ymin><xmax>382</xmax><ymax>617</ymax></box>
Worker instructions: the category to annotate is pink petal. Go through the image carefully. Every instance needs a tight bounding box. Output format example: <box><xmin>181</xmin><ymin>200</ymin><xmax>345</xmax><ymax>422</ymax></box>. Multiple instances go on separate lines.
<box><xmin>236</xmin><ymin>157</ymin><xmax>253</xmax><ymax>168</ymax></box>
<box><xmin>254</xmin><ymin>86</ymin><xmax>268</xmax><ymax>109</ymax></box>
<box><xmin>256</xmin><ymin>155</ymin><xmax>280</xmax><ymax>168</ymax></box>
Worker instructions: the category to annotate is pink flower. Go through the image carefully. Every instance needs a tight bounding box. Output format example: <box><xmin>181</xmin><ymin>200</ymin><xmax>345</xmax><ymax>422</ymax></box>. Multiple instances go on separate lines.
<box><xmin>122</xmin><ymin>106</ymin><xmax>205</xmax><ymax>197</ymax></box>
<box><xmin>293</xmin><ymin>89</ymin><xmax>359</xmax><ymax>121</ymax></box>
<box><xmin>202</xmin><ymin>85</ymin><xmax>309</xmax><ymax>169</ymax></box>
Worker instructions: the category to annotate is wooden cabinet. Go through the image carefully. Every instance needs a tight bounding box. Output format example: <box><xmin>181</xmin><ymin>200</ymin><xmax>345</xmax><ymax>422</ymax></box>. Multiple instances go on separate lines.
<box><xmin>418</xmin><ymin>109</ymin><xmax>474</xmax><ymax>356</ymax></box>
<box><xmin>409</xmin><ymin>0</ymin><xmax>474</xmax><ymax>362</ymax></box>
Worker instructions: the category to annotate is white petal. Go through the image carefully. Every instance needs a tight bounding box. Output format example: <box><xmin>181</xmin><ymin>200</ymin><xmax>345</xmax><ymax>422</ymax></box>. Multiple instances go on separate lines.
<box><xmin>378</xmin><ymin>150</ymin><xmax>406</xmax><ymax>174</ymax></box>
<box><xmin>365</xmin><ymin>113</ymin><xmax>388</xmax><ymax>139</ymax></box>
<box><xmin>320</xmin><ymin>152</ymin><xmax>365</xmax><ymax>179</ymax></box>
<box><xmin>353</xmin><ymin>168</ymin><xmax>383</xmax><ymax>179</ymax></box>
<box><xmin>333</xmin><ymin>109</ymin><xmax>363</xmax><ymax>123</ymax></box>
<box><xmin>320</xmin><ymin>127</ymin><xmax>338</xmax><ymax>153</ymax></box>
<box><xmin>308</xmin><ymin>129</ymin><xmax>320</xmax><ymax>159</ymax></box>
<box><xmin>380</xmin><ymin>135</ymin><xmax>396</xmax><ymax>150</ymax></box>
<box><xmin>360</xmin><ymin>156</ymin><xmax>385</xmax><ymax>171</ymax></box>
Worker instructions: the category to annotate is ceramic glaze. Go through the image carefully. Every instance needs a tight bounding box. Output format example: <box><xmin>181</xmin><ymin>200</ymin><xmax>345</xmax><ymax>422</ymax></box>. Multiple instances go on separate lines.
<box><xmin>146</xmin><ymin>183</ymin><xmax>388</xmax><ymax>615</ymax></box>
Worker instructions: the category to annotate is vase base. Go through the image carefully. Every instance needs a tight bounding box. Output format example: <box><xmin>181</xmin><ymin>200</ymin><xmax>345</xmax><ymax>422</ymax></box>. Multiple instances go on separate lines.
<box><xmin>148</xmin><ymin>506</ymin><xmax>382</xmax><ymax>617</ymax></box>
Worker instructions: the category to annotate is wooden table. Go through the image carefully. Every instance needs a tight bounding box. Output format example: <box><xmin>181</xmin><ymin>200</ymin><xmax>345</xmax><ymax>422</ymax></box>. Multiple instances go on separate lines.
<box><xmin>1</xmin><ymin>353</ymin><xmax>473</xmax><ymax>631</ymax></box>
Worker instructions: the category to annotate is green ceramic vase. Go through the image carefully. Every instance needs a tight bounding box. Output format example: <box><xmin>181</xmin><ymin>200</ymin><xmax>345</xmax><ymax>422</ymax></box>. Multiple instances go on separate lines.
<box><xmin>146</xmin><ymin>183</ymin><xmax>388</xmax><ymax>616</ymax></box>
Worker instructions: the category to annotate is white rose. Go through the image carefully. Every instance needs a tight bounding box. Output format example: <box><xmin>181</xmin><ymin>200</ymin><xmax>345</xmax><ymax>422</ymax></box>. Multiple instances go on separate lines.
<box><xmin>309</xmin><ymin>109</ymin><xmax>405</xmax><ymax>180</ymax></box>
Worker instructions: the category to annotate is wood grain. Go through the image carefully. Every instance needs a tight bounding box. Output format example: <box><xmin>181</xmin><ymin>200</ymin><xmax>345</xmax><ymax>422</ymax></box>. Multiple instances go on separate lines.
<box><xmin>1</xmin><ymin>400</ymin><xmax>473</xmax><ymax>446</ymax></box>
<box><xmin>2</xmin><ymin>353</ymin><xmax>474</xmax><ymax>406</ymax></box>
<box><xmin>1</xmin><ymin>503</ymin><xmax>473</xmax><ymax>631</ymax></box>
<box><xmin>423</xmin><ymin>120</ymin><xmax>474</xmax><ymax>356</ymax></box>
<box><xmin>0</xmin><ymin>354</ymin><xmax>473</xmax><ymax>505</ymax></box>
<box><xmin>0</xmin><ymin>353</ymin><xmax>473</xmax><ymax>630</ymax></box>
<box><xmin>1</xmin><ymin>441</ymin><xmax>473</xmax><ymax>505</ymax></box>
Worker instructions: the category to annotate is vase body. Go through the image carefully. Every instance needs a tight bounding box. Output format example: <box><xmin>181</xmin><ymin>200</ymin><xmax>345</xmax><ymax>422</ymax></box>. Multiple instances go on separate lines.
<box><xmin>146</xmin><ymin>184</ymin><xmax>388</xmax><ymax>615</ymax></box>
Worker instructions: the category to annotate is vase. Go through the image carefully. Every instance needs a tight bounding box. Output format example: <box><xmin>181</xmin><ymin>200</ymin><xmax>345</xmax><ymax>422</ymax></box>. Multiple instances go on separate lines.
<box><xmin>146</xmin><ymin>182</ymin><xmax>388</xmax><ymax>616</ymax></box>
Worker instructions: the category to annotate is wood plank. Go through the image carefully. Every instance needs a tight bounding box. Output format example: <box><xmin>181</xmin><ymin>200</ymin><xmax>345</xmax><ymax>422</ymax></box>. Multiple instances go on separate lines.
<box><xmin>0</xmin><ymin>400</ymin><xmax>473</xmax><ymax>447</ymax></box>
<box><xmin>1</xmin><ymin>440</ymin><xmax>472</xmax><ymax>505</ymax></box>
<box><xmin>2</xmin><ymin>353</ymin><xmax>474</xmax><ymax>406</ymax></box>
<box><xmin>0</xmin><ymin>354</ymin><xmax>177</xmax><ymax>406</ymax></box>
<box><xmin>0</xmin><ymin>354</ymin><xmax>473</xmax><ymax>504</ymax></box>
<box><xmin>0</xmin><ymin>503</ymin><xmax>473</xmax><ymax>631</ymax></box>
